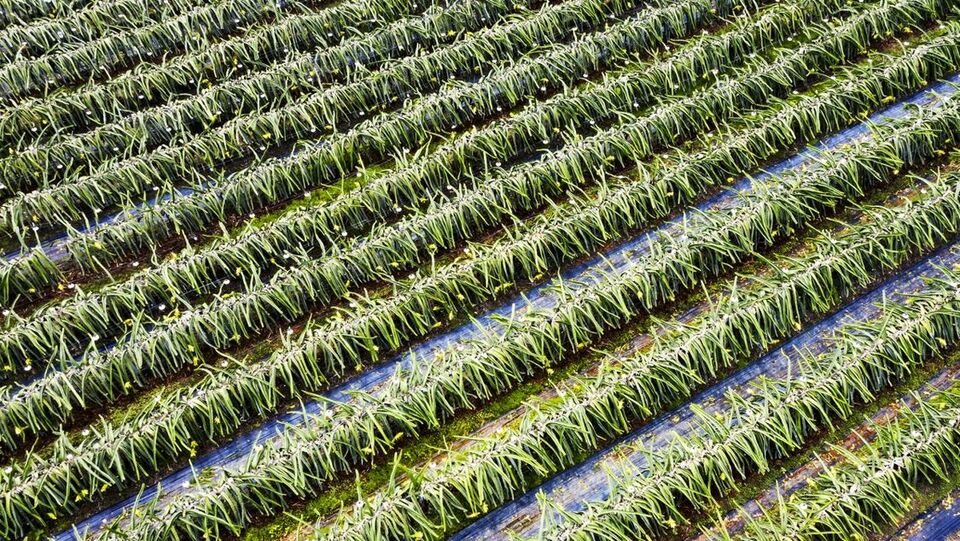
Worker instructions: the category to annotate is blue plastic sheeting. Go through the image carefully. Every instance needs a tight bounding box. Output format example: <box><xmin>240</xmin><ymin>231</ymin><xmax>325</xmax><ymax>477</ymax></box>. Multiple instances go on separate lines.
<box><xmin>887</xmin><ymin>488</ymin><xmax>960</xmax><ymax>540</ymax></box>
<box><xmin>456</xmin><ymin>241</ymin><xmax>960</xmax><ymax>540</ymax></box>
<box><xmin>695</xmin><ymin>363</ymin><xmax>960</xmax><ymax>541</ymax></box>
<box><xmin>55</xmin><ymin>74</ymin><xmax>960</xmax><ymax>538</ymax></box>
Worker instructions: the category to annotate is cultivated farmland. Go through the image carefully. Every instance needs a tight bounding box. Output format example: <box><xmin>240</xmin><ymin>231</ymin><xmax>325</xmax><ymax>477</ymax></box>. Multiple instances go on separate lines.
<box><xmin>2</xmin><ymin>0</ymin><xmax>960</xmax><ymax>540</ymax></box>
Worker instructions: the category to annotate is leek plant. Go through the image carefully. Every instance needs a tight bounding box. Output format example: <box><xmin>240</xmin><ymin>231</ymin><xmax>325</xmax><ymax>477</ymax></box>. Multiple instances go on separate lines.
<box><xmin>0</xmin><ymin>1</ymin><xmax>931</xmax><ymax>441</ymax></box>
<box><xmin>56</xmin><ymin>0</ymin><xmax>762</xmax><ymax>272</ymax></box>
<box><xmin>0</xmin><ymin>0</ymin><xmax>674</xmax><ymax>358</ymax></box>
<box><xmin>0</xmin><ymin>0</ymin><xmax>451</xmax><ymax>148</ymax></box>
<box><xmin>0</xmin><ymin>0</ymin><xmax>642</xmax><ymax>204</ymax></box>
<box><xmin>736</xmin><ymin>384</ymin><xmax>960</xmax><ymax>540</ymax></box>
<box><xmin>26</xmin><ymin>50</ymin><xmax>960</xmax><ymax>541</ymax></box>
<box><xmin>531</xmin><ymin>268</ymin><xmax>960</xmax><ymax>540</ymax></box>
<box><xmin>59</xmin><ymin>0</ymin><xmax>948</xmax><ymax>280</ymax></box>
<box><xmin>3</xmin><ymin>0</ymin><xmax>768</xmax><ymax>312</ymax></box>
<box><xmin>0</xmin><ymin>0</ymin><xmax>328</xmax><ymax>103</ymax></box>
<box><xmin>0</xmin><ymin>0</ymin><xmax>851</xmax><ymax>444</ymax></box>
<box><xmin>0</xmin><ymin>0</ymin><xmax>895</xmax><ymax>353</ymax></box>
<box><xmin>2</xmin><ymin>0</ymin><xmax>955</xmax><ymax>537</ymax></box>
<box><xmin>0</xmin><ymin>0</ymin><xmax>525</xmax><ymax>152</ymax></box>
<box><xmin>3</xmin><ymin>11</ymin><xmax>954</xmax><ymax>457</ymax></box>
<box><xmin>0</xmin><ymin>247</ymin><xmax>61</xmax><ymax>310</ymax></box>
<box><xmin>0</xmin><ymin>0</ymin><xmax>210</xmax><ymax>62</ymax></box>
<box><xmin>319</xmin><ymin>168</ymin><xmax>960</xmax><ymax>540</ymax></box>
<box><xmin>0</xmin><ymin>0</ymin><xmax>93</xmax><ymax>28</ymax></box>
<box><xmin>0</xmin><ymin>0</ymin><xmax>837</xmax><ymax>237</ymax></box>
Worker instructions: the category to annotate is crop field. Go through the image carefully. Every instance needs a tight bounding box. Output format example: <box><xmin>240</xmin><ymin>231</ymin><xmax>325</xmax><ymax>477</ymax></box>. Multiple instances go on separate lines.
<box><xmin>5</xmin><ymin>0</ymin><xmax>960</xmax><ymax>540</ymax></box>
